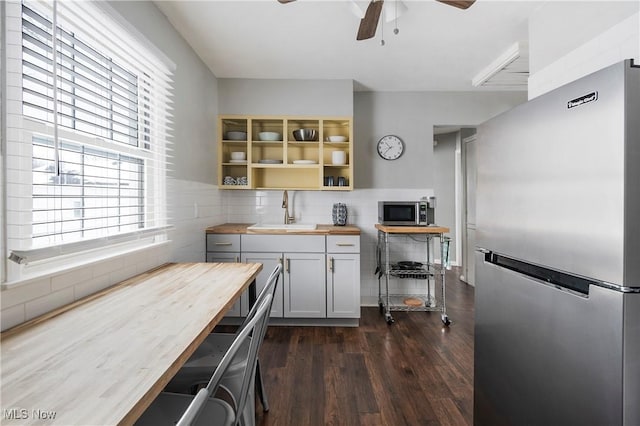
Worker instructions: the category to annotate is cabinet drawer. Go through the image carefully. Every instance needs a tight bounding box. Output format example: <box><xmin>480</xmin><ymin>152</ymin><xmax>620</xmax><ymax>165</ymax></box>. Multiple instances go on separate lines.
<box><xmin>242</xmin><ymin>234</ymin><xmax>325</xmax><ymax>253</ymax></box>
<box><xmin>327</xmin><ymin>235</ymin><xmax>360</xmax><ymax>253</ymax></box>
<box><xmin>206</xmin><ymin>252</ymin><xmax>240</xmax><ymax>263</ymax></box>
<box><xmin>206</xmin><ymin>234</ymin><xmax>241</xmax><ymax>252</ymax></box>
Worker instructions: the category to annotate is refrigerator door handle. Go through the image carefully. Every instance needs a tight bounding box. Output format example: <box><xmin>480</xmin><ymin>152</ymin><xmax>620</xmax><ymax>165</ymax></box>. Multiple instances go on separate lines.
<box><xmin>485</xmin><ymin>252</ymin><xmax>596</xmax><ymax>296</ymax></box>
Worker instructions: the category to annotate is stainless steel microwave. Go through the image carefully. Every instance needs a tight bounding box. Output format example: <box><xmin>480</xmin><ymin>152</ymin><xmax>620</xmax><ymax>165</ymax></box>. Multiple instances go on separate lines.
<box><xmin>378</xmin><ymin>198</ymin><xmax>435</xmax><ymax>226</ymax></box>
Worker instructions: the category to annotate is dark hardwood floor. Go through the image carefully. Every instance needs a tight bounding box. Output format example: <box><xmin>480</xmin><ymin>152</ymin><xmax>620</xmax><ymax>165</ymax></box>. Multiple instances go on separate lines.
<box><xmin>255</xmin><ymin>268</ymin><xmax>475</xmax><ymax>426</ymax></box>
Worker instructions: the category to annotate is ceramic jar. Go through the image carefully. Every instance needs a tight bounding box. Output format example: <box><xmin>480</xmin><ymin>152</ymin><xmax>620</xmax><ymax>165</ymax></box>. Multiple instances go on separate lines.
<box><xmin>332</xmin><ymin>203</ymin><xmax>347</xmax><ymax>226</ymax></box>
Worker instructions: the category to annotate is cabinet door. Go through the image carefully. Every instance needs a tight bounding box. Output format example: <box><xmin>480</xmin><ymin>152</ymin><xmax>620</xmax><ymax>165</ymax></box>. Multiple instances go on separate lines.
<box><xmin>206</xmin><ymin>252</ymin><xmax>243</xmax><ymax>317</ymax></box>
<box><xmin>241</xmin><ymin>252</ymin><xmax>284</xmax><ymax>318</ymax></box>
<box><xmin>327</xmin><ymin>254</ymin><xmax>361</xmax><ymax>318</ymax></box>
<box><xmin>284</xmin><ymin>252</ymin><xmax>326</xmax><ymax>318</ymax></box>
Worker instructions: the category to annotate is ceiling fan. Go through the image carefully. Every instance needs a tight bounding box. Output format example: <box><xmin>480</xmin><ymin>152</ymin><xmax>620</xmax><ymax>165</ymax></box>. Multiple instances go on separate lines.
<box><xmin>277</xmin><ymin>0</ymin><xmax>476</xmax><ymax>41</ymax></box>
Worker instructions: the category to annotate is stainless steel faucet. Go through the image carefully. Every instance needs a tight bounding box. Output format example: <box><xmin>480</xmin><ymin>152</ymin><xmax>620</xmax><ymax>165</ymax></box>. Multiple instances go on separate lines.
<box><xmin>282</xmin><ymin>190</ymin><xmax>295</xmax><ymax>224</ymax></box>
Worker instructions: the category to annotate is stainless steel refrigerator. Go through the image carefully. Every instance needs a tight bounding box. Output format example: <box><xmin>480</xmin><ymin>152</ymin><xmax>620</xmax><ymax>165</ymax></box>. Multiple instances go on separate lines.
<box><xmin>474</xmin><ymin>59</ymin><xmax>640</xmax><ymax>426</ymax></box>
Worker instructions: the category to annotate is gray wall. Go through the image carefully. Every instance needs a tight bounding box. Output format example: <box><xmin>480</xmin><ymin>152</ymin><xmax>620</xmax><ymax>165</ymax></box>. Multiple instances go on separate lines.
<box><xmin>529</xmin><ymin>2</ymin><xmax>639</xmax><ymax>74</ymax></box>
<box><xmin>107</xmin><ymin>1</ymin><xmax>219</xmax><ymax>186</ymax></box>
<box><xmin>218</xmin><ymin>79</ymin><xmax>353</xmax><ymax>116</ymax></box>
<box><xmin>354</xmin><ymin>91</ymin><xmax>527</xmax><ymax>189</ymax></box>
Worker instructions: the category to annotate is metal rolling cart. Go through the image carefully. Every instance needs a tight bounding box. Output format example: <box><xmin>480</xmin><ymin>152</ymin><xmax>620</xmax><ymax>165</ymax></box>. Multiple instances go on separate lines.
<box><xmin>375</xmin><ymin>223</ymin><xmax>451</xmax><ymax>325</ymax></box>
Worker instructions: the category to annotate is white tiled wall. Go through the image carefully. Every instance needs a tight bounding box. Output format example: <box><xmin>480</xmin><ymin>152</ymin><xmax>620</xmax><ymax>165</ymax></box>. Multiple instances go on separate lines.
<box><xmin>529</xmin><ymin>12</ymin><xmax>640</xmax><ymax>99</ymax></box>
<box><xmin>222</xmin><ymin>188</ymin><xmax>446</xmax><ymax>305</ymax></box>
<box><xmin>1</xmin><ymin>184</ymin><xmax>451</xmax><ymax>330</ymax></box>
<box><xmin>0</xmin><ymin>243</ymin><xmax>170</xmax><ymax>330</ymax></box>
<box><xmin>167</xmin><ymin>179</ymin><xmax>225</xmax><ymax>262</ymax></box>
<box><xmin>0</xmin><ymin>178</ymin><xmax>221</xmax><ymax>331</ymax></box>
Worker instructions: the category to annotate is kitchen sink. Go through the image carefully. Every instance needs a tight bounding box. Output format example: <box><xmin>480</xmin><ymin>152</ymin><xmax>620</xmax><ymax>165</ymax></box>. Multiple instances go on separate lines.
<box><xmin>247</xmin><ymin>223</ymin><xmax>317</xmax><ymax>231</ymax></box>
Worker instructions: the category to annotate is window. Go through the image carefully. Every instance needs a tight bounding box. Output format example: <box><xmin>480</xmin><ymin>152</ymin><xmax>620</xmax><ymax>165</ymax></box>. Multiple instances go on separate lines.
<box><xmin>22</xmin><ymin>4</ymin><xmax>141</xmax><ymax>147</ymax></box>
<box><xmin>3</xmin><ymin>0</ymin><xmax>173</xmax><ymax>275</ymax></box>
<box><xmin>32</xmin><ymin>136</ymin><xmax>144</xmax><ymax>247</ymax></box>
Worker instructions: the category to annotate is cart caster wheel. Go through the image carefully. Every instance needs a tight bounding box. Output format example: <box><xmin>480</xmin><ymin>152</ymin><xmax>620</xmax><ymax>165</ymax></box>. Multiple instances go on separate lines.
<box><xmin>386</xmin><ymin>315</ymin><xmax>395</xmax><ymax>325</ymax></box>
<box><xmin>441</xmin><ymin>315</ymin><xmax>451</xmax><ymax>326</ymax></box>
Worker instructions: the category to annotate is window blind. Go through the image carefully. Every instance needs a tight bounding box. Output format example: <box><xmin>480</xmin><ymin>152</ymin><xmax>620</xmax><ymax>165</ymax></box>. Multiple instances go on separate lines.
<box><xmin>22</xmin><ymin>4</ymin><xmax>141</xmax><ymax>147</ymax></box>
<box><xmin>32</xmin><ymin>135</ymin><xmax>144</xmax><ymax>246</ymax></box>
<box><xmin>5</xmin><ymin>0</ymin><xmax>174</xmax><ymax>269</ymax></box>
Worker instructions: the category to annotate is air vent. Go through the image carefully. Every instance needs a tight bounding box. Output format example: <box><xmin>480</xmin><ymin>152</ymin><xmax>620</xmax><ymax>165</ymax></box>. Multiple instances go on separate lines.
<box><xmin>472</xmin><ymin>42</ymin><xmax>529</xmax><ymax>88</ymax></box>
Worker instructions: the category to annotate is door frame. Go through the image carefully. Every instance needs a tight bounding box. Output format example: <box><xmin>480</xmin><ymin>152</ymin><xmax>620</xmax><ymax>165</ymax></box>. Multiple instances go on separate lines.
<box><xmin>460</xmin><ymin>133</ymin><xmax>477</xmax><ymax>285</ymax></box>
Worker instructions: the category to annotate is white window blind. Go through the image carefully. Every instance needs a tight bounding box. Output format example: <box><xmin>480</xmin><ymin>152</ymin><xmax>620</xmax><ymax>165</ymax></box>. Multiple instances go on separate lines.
<box><xmin>5</xmin><ymin>0</ymin><xmax>174</xmax><ymax>269</ymax></box>
<box><xmin>22</xmin><ymin>4</ymin><xmax>141</xmax><ymax>147</ymax></box>
<box><xmin>32</xmin><ymin>135</ymin><xmax>144</xmax><ymax>246</ymax></box>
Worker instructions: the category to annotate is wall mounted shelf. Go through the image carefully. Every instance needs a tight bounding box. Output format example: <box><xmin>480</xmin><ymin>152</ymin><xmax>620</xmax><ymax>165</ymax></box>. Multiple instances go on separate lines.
<box><xmin>218</xmin><ymin>115</ymin><xmax>353</xmax><ymax>190</ymax></box>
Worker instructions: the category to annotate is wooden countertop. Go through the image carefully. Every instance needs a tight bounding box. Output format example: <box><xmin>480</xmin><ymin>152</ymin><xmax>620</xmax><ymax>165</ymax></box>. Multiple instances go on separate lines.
<box><xmin>375</xmin><ymin>223</ymin><xmax>450</xmax><ymax>234</ymax></box>
<box><xmin>206</xmin><ymin>223</ymin><xmax>361</xmax><ymax>235</ymax></box>
<box><xmin>0</xmin><ymin>262</ymin><xmax>262</xmax><ymax>426</ymax></box>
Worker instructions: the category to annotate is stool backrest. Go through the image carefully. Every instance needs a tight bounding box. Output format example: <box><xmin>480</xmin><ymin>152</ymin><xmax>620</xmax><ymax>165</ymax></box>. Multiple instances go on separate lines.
<box><xmin>177</xmin><ymin>294</ymin><xmax>273</xmax><ymax>426</ymax></box>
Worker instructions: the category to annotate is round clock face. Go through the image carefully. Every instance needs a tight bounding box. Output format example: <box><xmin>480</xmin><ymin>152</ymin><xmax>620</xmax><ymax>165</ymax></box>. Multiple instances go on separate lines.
<box><xmin>377</xmin><ymin>135</ymin><xmax>404</xmax><ymax>160</ymax></box>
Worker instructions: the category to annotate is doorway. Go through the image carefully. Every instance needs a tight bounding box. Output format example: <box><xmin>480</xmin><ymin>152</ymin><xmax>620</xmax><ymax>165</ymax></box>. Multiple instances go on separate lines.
<box><xmin>461</xmin><ymin>133</ymin><xmax>477</xmax><ymax>286</ymax></box>
<box><xmin>433</xmin><ymin>126</ymin><xmax>476</xmax><ymax>285</ymax></box>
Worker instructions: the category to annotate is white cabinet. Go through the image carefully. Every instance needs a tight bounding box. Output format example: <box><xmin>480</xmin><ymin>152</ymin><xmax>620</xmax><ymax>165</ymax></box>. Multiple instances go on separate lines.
<box><xmin>241</xmin><ymin>252</ymin><xmax>284</xmax><ymax>318</ymax></box>
<box><xmin>283</xmin><ymin>252</ymin><xmax>326</xmax><ymax>318</ymax></box>
<box><xmin>206</xmin><ymin>234</ymin><xmax>243</xmax><ymax>317</ymax></box>
<box><xmin>327</xmin><ymin>236</ymin><xmax>361</xmax><ymax>318</ymax></box>
<box><xmin>206</xmin><ymin>234</ymin><xmax>240</xmax><ymax>252</ymax></box>
<box><xmin>242</xmin><ymin>234</ymin><xmax>326</xmax><ymax>318</ymax></box>
<box><xmin>205</xmin><ymin>230</ymin><xmax>361</xmax><ymax>322</ymax></box>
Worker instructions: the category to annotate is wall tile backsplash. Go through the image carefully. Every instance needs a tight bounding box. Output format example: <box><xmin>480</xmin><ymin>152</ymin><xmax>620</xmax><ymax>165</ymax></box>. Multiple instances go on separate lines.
<box><xmin>0</xmin><ymin>178</ymin><xmax>219</xmax><ymax>331</ymax></box>
<box><xmin>221</xmin><ymin>188</ymin><xmax>444</xmax><ymax>305</ymax></box>
<box><xmin>1</xmin><ymin>183</ymin><xmax>448</xmax><ymax>330</ymax></box>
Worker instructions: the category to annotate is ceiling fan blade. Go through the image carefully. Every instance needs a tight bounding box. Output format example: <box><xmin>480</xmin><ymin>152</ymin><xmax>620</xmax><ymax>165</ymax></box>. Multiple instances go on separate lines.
<box><xmin>436</xmin><ymin>0</ymin><xmax>476</xmax><ymax>9</ymax></box>
<box><xmin>356</xmin><ymin>0</ymin><xmax>384</xmax><ymax>41</ymax></box>
<box><xmin>277</xmin><ymin>0</ymin><xmax>296</xmax><ymax>3</ymax></box>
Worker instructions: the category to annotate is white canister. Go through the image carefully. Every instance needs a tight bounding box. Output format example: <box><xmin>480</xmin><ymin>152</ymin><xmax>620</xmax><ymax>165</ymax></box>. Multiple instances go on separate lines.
<box><xmin>331</xmin><ymin>150</ymin><xmax>346</xmax><ymax>165</ymax></box>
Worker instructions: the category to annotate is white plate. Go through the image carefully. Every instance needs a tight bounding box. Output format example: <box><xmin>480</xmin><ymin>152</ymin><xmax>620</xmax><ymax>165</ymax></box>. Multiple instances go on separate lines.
<box><xmin>229</xmin><ymin>159</ymin><xmax>247</xmax><ymax>163</ymax></box>
<box><xmin>327</xmin><ymin>136</ymin><xmax>347</xmax><ymax>142</ymax></box>
<box><xmin>292</xmin><ymin>160</ymin><xmax>317</xmax><ymax>164</ymax></box>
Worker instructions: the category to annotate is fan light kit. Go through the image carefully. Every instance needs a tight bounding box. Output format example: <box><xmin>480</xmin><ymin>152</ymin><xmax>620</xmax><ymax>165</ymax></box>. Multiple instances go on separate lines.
<box><xmin>277</xmin><ymin>0</ymin><xmax>476</xmax><ymax>42</ymax></box>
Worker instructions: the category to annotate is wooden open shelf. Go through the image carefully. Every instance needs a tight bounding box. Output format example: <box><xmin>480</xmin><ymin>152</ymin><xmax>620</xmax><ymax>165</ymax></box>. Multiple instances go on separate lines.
<box><xmin>218</xmin><ymin>115</ymin><xmax>353</xmax><ymax>190</ymax></box>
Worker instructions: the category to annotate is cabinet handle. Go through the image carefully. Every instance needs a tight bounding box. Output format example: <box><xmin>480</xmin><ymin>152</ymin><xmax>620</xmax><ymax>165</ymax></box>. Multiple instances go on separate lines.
<box><xmin>336</xmin><ymin>243</ymin><xmax>355</xmax><ymax>247</ymax></box>
<box><xmin>278</xmin><ymin>257</ymin><xmax>284</xmax><ymax>274</ymax></box>
<box><xmin>286</xmin><ymin>258</ymin><xmax>290</xmax><ymax>273</ymax></box>
<box><xmin>329</xmin><ymin>257</ymin><xmax>334</xmax><ymax>272</ymax></box>
<box><xmin>215</xmin><ymin>242</ymin><xmax>233</xmax><ymax>246</ymax></box>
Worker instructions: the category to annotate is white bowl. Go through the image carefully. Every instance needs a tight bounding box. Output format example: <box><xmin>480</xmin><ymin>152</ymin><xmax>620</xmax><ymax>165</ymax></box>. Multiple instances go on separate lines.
<box><xmin>230</xmin><ymin>151</ymin><xmax>246</xmax><ymax>160</ymax></box>
<box><xmin>328</xmin><ymin>135</ymin><xmax>347</xmax><ymax>143</ymax></box>
<box><xmin>226</xmin><ymin>131</ymin><xmax>247</xmax><ymax>140</ymax></box>
<box><xmin>259</xmin><ymin>132</ymin><xmax>281</xmax><ymax>141</ymax></box>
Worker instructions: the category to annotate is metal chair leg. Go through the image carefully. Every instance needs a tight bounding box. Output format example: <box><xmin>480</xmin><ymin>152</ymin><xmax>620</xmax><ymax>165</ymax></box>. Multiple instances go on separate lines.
<box><xmin>255</xmin><ymin>359</ymin><xmax>269</xmax><ymax>412</ymax></box>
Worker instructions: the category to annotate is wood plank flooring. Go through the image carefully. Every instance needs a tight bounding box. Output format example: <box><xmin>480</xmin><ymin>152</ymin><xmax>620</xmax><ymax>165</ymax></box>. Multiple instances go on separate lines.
<box><xmin>255</xmin><ymin>268</ymin><xmax>475</xmax><ymax>426</ymax></box>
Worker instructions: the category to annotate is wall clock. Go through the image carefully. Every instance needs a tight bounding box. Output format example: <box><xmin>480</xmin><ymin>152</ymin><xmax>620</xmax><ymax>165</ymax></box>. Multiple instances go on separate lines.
<box><xmin>377</xmin><ymin>135</ymin><xmax>404</xmax><ymax>160</ymax></box>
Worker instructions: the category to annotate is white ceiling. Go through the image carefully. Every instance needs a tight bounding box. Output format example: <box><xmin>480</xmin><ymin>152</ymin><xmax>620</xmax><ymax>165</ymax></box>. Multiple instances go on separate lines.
<box><xmin>155</xmin><ymin>0</ymin><xmax>546</xmax><ymax>92</ymax></box>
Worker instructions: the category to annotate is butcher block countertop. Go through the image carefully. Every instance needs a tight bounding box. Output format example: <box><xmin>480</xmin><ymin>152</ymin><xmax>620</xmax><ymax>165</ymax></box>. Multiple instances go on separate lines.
<box><xmin>0</xmin><ymin>262</ymin><xmax>261</xmax><ymax>426</ymax></box>
<box><xmin>206</xmin><ymin>223</ymin><xmax>361</xmax><ymax>235</ymax></box>
<box><xmin>375</xmin><ymin>223</ymin><xmax>450</xmax><ymax>234</ymax></box>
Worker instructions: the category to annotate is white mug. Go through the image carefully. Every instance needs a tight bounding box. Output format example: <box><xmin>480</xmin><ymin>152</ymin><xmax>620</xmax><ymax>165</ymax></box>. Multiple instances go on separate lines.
<box><xmin>332</xmin><ymin>150</ymin><xmax>346</xmax><ymax>165</ymax></box>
